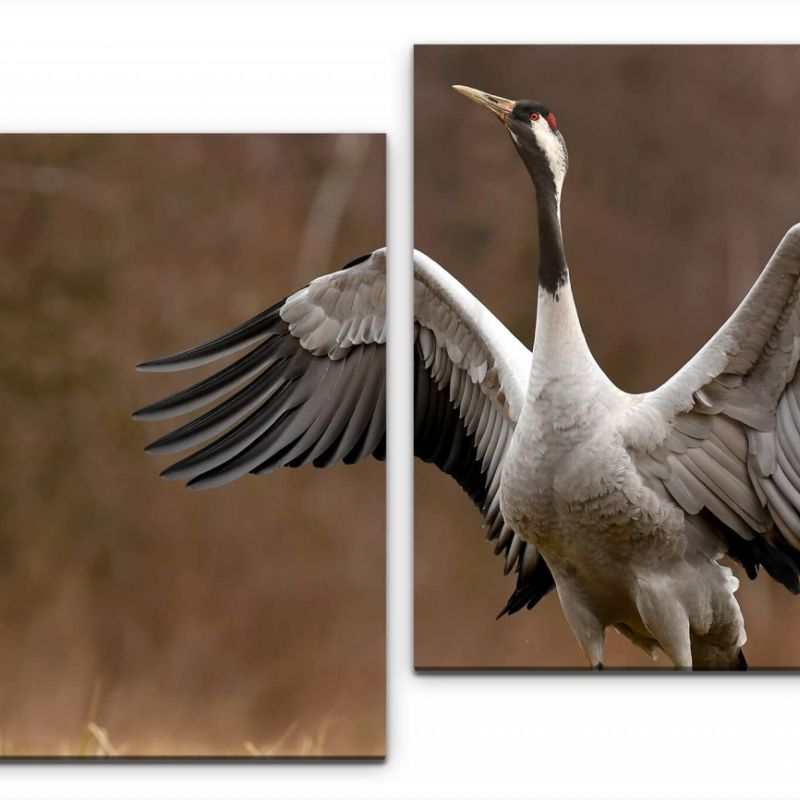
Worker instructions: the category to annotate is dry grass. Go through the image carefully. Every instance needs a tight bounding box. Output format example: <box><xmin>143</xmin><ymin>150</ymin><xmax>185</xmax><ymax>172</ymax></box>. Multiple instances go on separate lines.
<box><xmin>1</xmin><ymin>718</ymin><xmax>344</xmax><ymax>758</ymax></box>
<box><xmin>0</xmin><ymin>679</ymin><xmax>356</xmax><ymax>757</ymax></box>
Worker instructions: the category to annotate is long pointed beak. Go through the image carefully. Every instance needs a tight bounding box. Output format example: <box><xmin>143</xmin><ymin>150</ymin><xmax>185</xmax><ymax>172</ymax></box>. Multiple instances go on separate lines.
<box><xmin>452</xmin><ymin>85</ymin><xmax>515</xmax><ymax>123</ymax></box>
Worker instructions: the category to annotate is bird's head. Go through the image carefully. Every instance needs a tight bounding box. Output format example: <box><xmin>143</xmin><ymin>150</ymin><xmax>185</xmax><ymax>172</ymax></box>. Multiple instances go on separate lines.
<box><xmin>453</xmin><ymin>85</ymin><xmax>568</xmax><ymax>209</ymax></box>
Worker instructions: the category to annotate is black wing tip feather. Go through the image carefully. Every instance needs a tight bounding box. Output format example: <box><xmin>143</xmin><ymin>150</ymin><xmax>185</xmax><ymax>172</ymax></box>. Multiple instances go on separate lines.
<box><xmin>132</xmin><ymin>405</ymin><xmax>172</xmax><ymax>423</ymax></box>
<box><xmin>135</xmin><ymin>262</ymin><xmax>387</xmax><ymax>488</ymax></box>
<box><xmin>136</xmin><ymin>360</ymin><xmax>178</xmax><ymax>374</ymax></box>
<box><xmin>341</xmin><ymin>252</ymin><xmax>373</xmax><ymax>271</ymax></box>
<box><xmin>737</xmin><ymin>648</ymin><xmax>748</xmax><ymax>670</ymax></box>
<box><xmin>133</xmin><ymin>396</ymin><xmax>184</xmax><ymax>422</ymax></box>
<box><xmin>414</xmin><ymin>344</ymin><xmax>487</xmax><ymax>512</ymax></box>
<box><xmin>138</xmin><ymin>338</ymin><xmax>384</xmax><ymax>487</ymax></box>
<box><xmin>710</xmin><ymin>510</ymin><xmax>800</xmax><ymax>594</ymax></box>
<box><xmin>133</xmin><ymin>298</ymin><xmax>285</xmax><ymax>376</ymax></box>
<box><xmin>144</xmin><ymin>441</ymin><xmax>167</xmax><ymax>455</ymax></box>
<box><xmin>414</xmin><ymin>333</ymin><xmax>539</xmax><ymax>602</ymax></box>
<box><xmin>158</xmin><ymin>461</ymin><xmax>202</xmax><ymax>482</ymax></box>
<box><xmin>495</xmin><ymin>555</ymin><xmax>556</xmax><ymax>619</ymax></box>
<box><xmin>185</xmin><ymin>474</ymin><xmax>229</xmax><ymax>491</ymax></box>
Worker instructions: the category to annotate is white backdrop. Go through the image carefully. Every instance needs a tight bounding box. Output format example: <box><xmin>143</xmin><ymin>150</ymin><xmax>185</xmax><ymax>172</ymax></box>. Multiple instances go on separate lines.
<box><xmin>3</xmin><ymin>2</ymin><xmax>800</xmax><ymax>798</ymax></box>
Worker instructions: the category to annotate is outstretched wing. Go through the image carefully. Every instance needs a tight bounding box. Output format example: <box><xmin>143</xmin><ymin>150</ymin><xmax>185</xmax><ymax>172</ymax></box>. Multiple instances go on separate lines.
<box><xmin>134</xmin><ymin>246</ymin><xmax>554</xmax><ymax>614</ymax></box>
<box><xmin>413</xmin><ymin>251</ymin><xmax>554</xmax><ymax>615</ymax></box>
<box><xmin>133</xmin><ymin>250</ymin><xmax>386</xmax><ymax>489</ymax></box>
<box><xmin>625</xmin><ymin>225</ymin><xmax>800</xmax><ymax>590</ymax></box>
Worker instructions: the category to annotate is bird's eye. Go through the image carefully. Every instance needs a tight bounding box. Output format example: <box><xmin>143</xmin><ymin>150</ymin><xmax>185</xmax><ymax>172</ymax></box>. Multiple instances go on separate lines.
<box><xmin>530</xmin><ymin>112</ymin><xmax>540</xmax><ymax>122</ymax></box>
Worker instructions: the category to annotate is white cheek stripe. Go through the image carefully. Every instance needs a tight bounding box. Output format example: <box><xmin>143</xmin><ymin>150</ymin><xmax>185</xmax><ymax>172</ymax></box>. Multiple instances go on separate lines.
<box><xmin>532</xmin><ymin>118</ymin><xmax>566</xmax><ymax>212</ymax></box>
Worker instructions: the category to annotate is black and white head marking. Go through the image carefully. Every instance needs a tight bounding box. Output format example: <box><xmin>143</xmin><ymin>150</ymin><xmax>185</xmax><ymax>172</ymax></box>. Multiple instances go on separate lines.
<box><xmin>506</xmin><ymin>100</ymin><xmax>569</xmax><ymax>214</ymax></box>
<box><xmin>451</xmin><ymin>86</ymin><xmax>570</xmax><ymax>296</ymax></box>
<box><xmin>505</xmin><ymin>101</ymin><xmax>570</xmax><ymax>295</ymax></box>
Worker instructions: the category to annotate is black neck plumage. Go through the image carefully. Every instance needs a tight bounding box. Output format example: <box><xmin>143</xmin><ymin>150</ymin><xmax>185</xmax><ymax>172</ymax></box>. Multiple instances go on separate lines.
<box><xmin>516</xmin><ymin>138</ymin><xmax>569</xmax><ymax>298</ymax></box>
<box><xmin>535</xmin><ymin>186</ymin><xmax>568</xmax><ymax>296</ymax></box>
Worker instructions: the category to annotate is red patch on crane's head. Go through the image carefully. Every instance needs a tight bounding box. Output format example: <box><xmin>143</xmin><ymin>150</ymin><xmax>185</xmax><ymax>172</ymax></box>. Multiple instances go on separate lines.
<box><xmin>546</xmin><ymin>112</ymin><xmax>558</xmax><ymax>132</ymax></box>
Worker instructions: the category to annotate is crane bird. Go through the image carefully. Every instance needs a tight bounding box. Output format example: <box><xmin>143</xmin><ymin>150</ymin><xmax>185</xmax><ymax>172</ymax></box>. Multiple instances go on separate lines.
<box><xmin>134</xmin><ymin>85</ymin><xmax>800</xmax><ymax>671</ymax></box>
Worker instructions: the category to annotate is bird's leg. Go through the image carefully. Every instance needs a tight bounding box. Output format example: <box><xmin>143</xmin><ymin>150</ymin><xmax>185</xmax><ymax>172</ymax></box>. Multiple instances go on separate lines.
<box><xmin>556</xmin><ymin>579</ymin><xmax>606</xmax><ymax>669</ymax></box>
<box><xmin>634</xmin><ymin>581</ymin><xmax>693</xmax><ymax>670</ymax></box>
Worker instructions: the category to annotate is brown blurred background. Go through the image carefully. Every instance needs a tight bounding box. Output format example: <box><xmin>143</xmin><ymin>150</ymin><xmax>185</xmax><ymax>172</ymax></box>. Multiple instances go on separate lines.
<box><xmin>414</xmin><ymin>45</ymin><xmax>800</xmax><ymax>669</ymax></box>
<box><xmin>0</xmin><ymin>134</ymin><xmax>385</xmax><ymax>755</ymax></box>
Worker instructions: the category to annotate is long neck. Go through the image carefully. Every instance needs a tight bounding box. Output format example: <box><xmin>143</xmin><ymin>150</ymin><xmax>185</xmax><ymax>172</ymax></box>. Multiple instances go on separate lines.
<box><xmin>534</xmin><ymin>181</ymin><xmax>568</xmax><ymax>296</ymax></box>
<box><xmin>528</xmin><ymin>179</ymin><xmax>595</xmax><ymax>379</ymax></box>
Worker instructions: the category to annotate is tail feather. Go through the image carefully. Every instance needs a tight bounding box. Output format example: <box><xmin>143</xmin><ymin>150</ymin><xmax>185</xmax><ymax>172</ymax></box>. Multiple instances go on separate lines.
<box><xmin>736</xmin><ymin>648</ymin><xmax>748</xmax><ymax>671</ymax></box>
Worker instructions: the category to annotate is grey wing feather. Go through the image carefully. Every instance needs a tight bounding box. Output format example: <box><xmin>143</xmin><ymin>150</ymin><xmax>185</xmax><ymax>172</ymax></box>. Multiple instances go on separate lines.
<box><xmin>412</xmin><ymin>250</ymin><xmax>555</xmax><ymax>613</ymax></box>
<box><xmin>135</xmin><ymin>246</ymin><xmax>555</xmax><ymax>614</ymax></box>
<box><xmin>133</xmin><ymin>249</ymin><xmax>387</xmax><ymax>490</ymax></box>
<box><xmin>626</xmin><ymin>225</ymin><xmax>800</xmax><ymax>590</ymax></box>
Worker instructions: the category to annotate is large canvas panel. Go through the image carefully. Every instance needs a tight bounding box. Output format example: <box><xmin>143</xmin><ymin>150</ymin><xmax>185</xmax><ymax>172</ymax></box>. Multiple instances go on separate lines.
<box><xmin>0</xmin><ymin>133</ymin><xmax>386</xmax><ymax>755</ymax></box>
<box><xmin>414</xmin><ymin>45</ymin><xmax>800</xmax><ymax>669</ymax></box>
